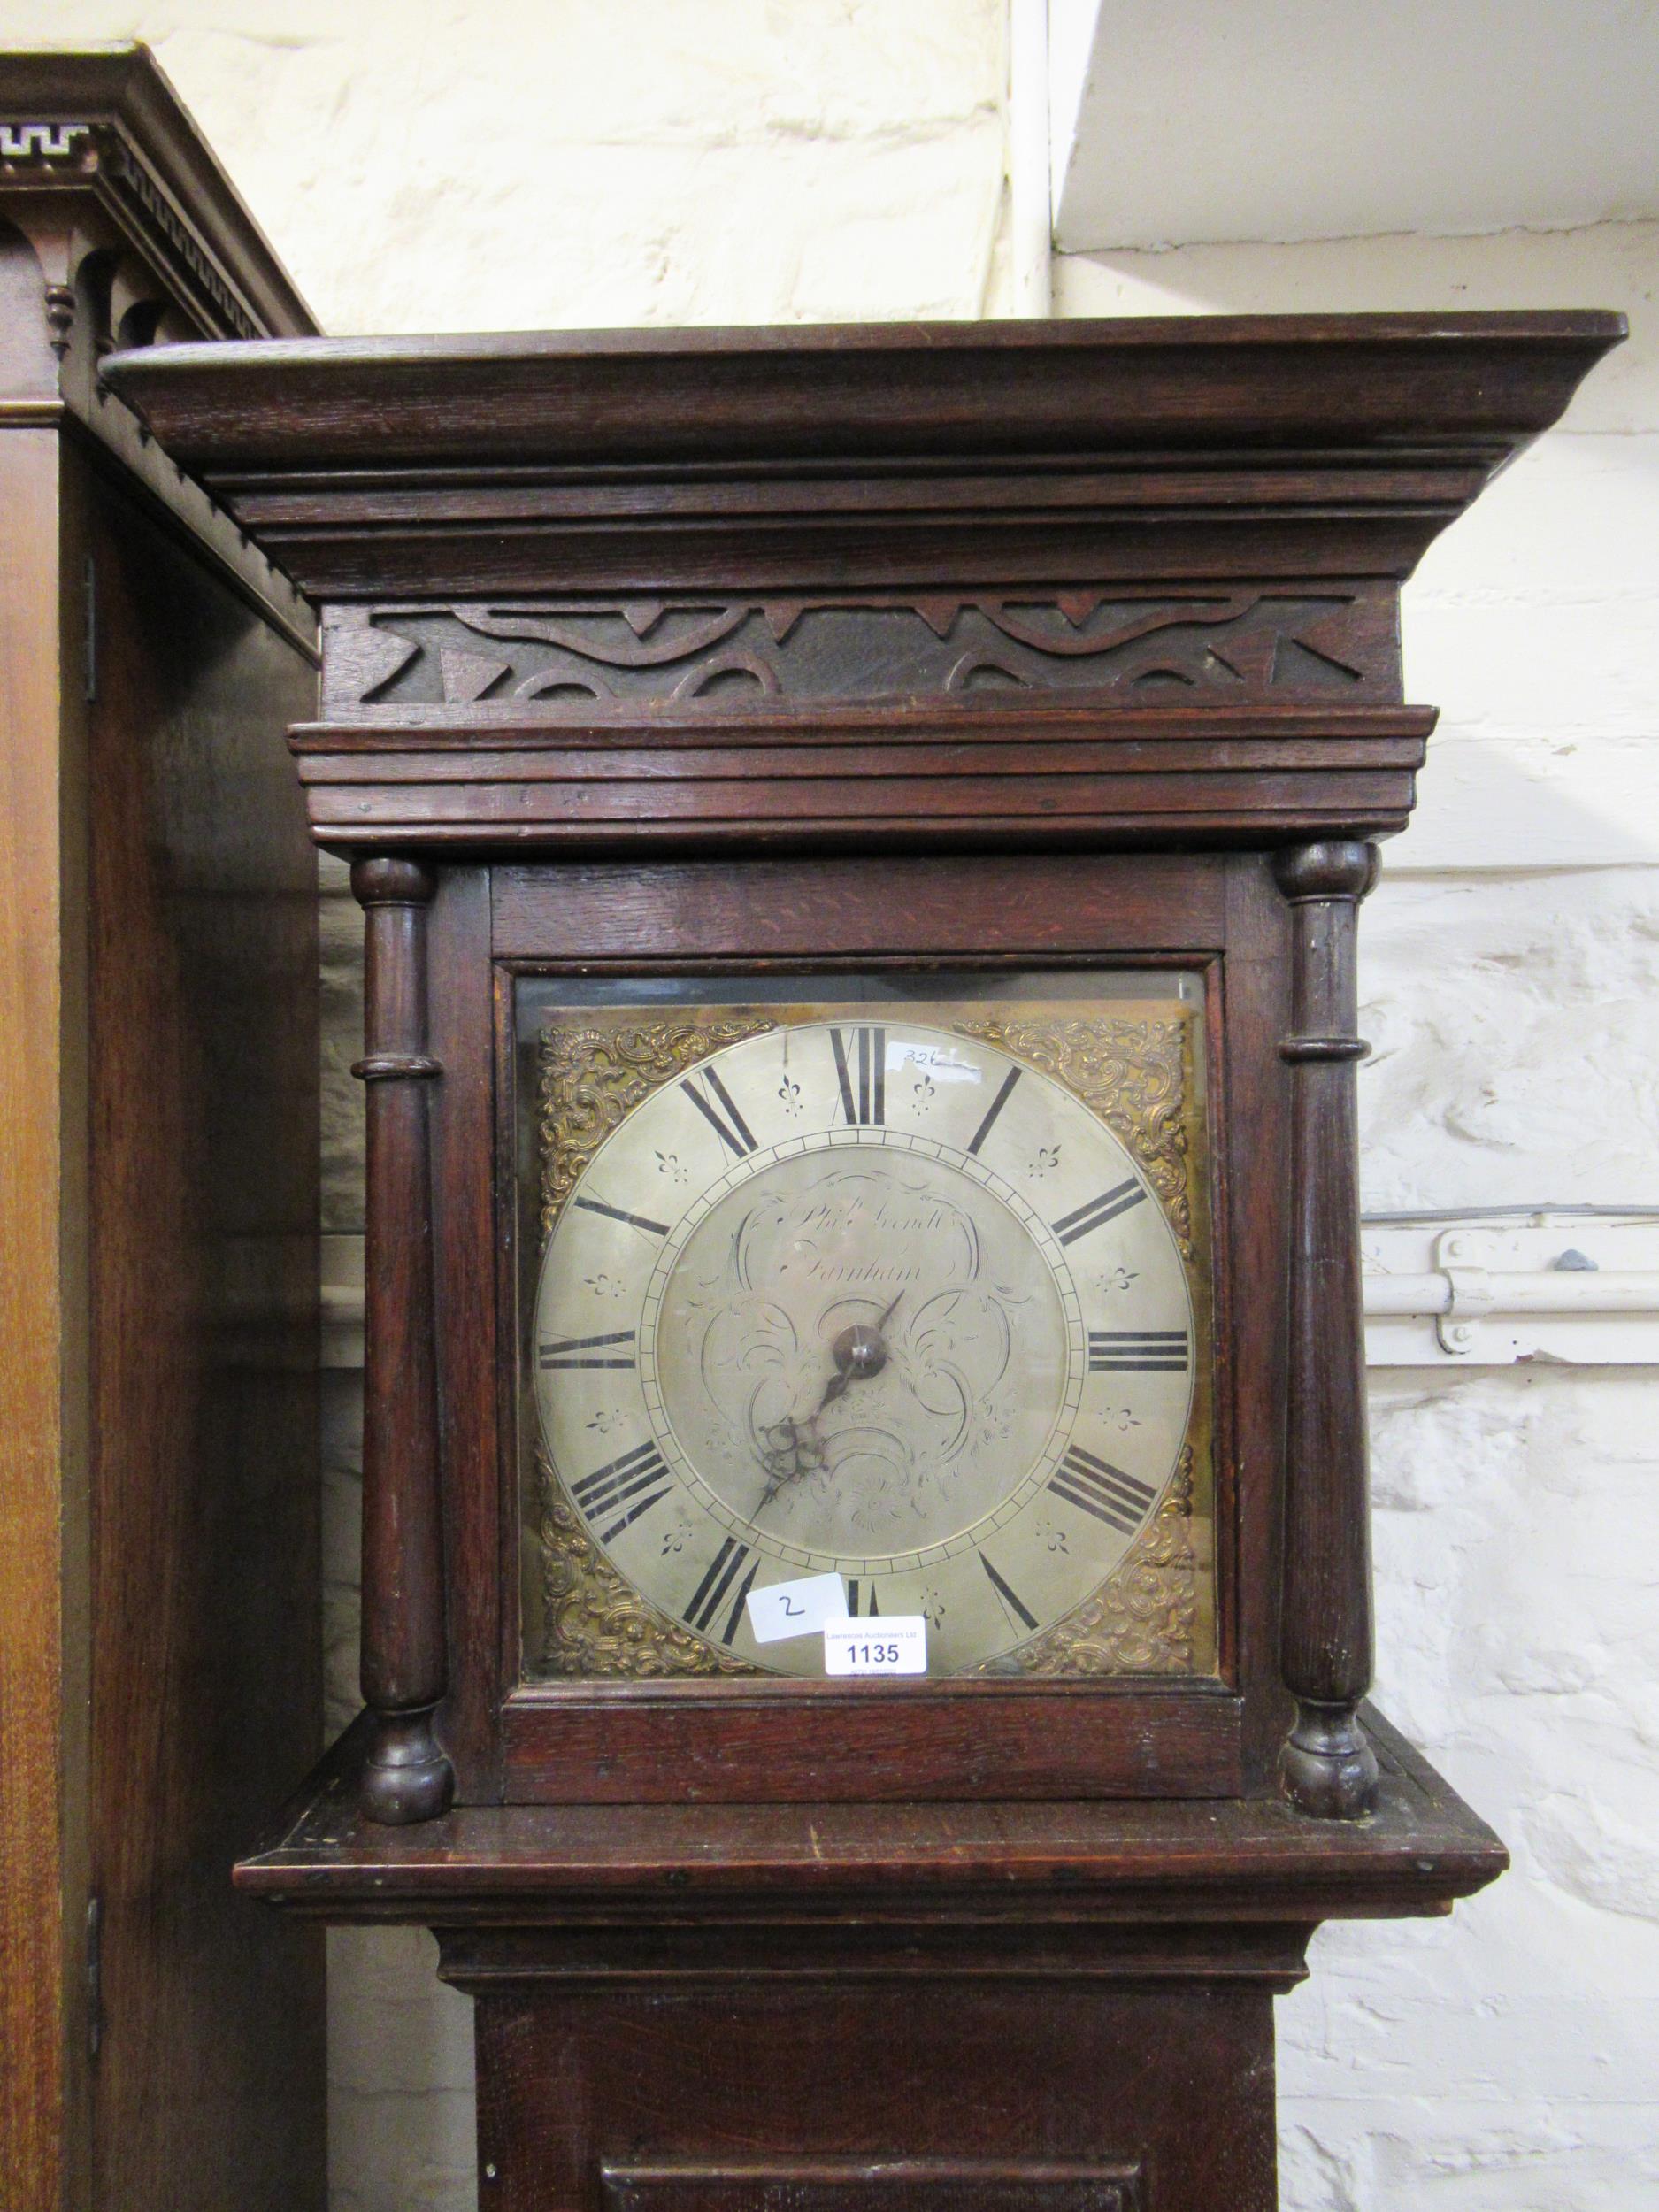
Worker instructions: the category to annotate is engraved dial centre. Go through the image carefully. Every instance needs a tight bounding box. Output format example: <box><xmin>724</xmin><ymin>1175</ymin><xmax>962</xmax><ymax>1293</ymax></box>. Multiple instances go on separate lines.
<box><xmin>653</xmin><ymin>1146</ymin><xmax>1071</xmax><ymax>1564</ymax></box>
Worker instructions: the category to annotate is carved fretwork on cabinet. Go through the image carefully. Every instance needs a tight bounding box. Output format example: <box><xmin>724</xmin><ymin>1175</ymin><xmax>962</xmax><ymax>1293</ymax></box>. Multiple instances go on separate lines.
<box><xmin>106</xmin><ymin>309</ymin><xmax>1624</xmax><ymax>2212</ymax></box>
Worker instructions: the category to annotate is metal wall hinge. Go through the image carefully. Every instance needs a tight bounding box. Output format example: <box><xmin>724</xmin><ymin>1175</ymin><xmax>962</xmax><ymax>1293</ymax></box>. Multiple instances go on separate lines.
<box><xmin>1363</xmin><ymin>1210</ymin><xmax>1659</xmax><ymax>1366</ymax></box>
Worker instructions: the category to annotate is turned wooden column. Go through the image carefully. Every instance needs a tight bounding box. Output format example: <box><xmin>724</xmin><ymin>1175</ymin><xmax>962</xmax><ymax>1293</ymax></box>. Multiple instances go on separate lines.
<box><xmin>351</xmin><ymin>857</ymin><xmax>453</xmax><ymax>1824</ymax></box>
<box><xmin>1274</xmin><ymin>840</ymin><xmax>1381</xmax><ymax>1819</ymax></box>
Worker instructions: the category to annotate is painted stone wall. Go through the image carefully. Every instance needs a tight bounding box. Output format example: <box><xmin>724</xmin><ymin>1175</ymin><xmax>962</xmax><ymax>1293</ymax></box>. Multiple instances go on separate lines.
<box><xmin>11</xmin><ymin>5</ymin><xmax>1654</xmax><ymax>2208</ymax></box>
<box><xmin>1058</xmin><ymin>231</ymin><xmax>1659</xmax><ymax>2206</ymax></box>
<box><xmin>11</xmin><ymin>0</ymin><xmax>1010</xmax><ymax>333</ymax></box>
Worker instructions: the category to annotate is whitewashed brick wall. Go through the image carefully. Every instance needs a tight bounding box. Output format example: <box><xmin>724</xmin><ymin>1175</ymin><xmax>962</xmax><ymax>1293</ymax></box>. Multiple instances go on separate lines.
<box><xmin>14</xmin><ymin>5</ymin><xmax>1654</xmax><ymax>2207</ymax></box>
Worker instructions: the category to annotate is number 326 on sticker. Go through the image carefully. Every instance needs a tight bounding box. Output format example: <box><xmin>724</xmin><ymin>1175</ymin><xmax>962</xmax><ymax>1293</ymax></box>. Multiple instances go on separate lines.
<box><xmin>824</xmin><ymin>1617</ymin><xmax>927</xmax><ymax>1676</ymax></box>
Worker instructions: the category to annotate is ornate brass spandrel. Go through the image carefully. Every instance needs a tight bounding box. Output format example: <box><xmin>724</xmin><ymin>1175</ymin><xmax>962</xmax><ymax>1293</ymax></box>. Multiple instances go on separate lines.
<box><xmin>535</xmin><ymin>1440</ymin><xmax>748</xmax><ymax>1679</ymax></box>
<box><xmin>533</xmin><ymin>1008</ymin><xmax>779</xmax><ymax>1678</ymax></box>
<box><xmin>538</xmin><ymin>1010</ymin><xmax>779</xmax><ymax>1233</ymax></box>
<box><xmin>991</xmin><ymin>1447</ymin><xmax>1206</xmax><ymax>1677</ymax></box>
<box><xmin>952</xmin><ymin>1010</ymin><xmax>1196</xmax><ymax>1258</ymax></box>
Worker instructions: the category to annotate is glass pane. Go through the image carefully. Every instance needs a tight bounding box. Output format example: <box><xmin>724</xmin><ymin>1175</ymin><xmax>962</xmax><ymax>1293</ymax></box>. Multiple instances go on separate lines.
<box><xmin>514</xmin><ymin>971</ymin><xmax>1216</xmax><ymax>1685</ymax></box>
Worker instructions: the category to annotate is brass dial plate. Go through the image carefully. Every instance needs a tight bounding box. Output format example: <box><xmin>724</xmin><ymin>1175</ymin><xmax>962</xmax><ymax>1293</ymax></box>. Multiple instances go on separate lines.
<box><xmin>522</xmin><ymin>990</ymin><xmax>1215</xmax><ymax>1682</ymax></box>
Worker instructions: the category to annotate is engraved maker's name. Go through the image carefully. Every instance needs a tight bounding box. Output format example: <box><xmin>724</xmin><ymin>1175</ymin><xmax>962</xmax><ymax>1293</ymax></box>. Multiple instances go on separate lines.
<box><xmin>792</xmin><ymin>1190</ymin><xmax>956</xmax><ymax>1281</ymax></box>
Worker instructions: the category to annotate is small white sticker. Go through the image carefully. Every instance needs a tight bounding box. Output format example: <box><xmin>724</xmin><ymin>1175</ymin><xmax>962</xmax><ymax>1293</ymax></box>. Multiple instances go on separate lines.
<box><xmin>823</xmin><ymin>1617</ymin><xmax>927</xmax><ymax>1676</ymax></box>
<box><xmin>746</xmin><ymin>1572</ymin><xmax>849</xmax><ymax>1645</ymax></box>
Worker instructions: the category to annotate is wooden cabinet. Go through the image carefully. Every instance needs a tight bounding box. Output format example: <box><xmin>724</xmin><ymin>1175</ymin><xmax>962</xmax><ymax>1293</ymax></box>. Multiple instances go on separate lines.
<box><xmin>0</xmin><ymin>50</ymin><xmax>325</xmax><ymax>2212</ymax></box>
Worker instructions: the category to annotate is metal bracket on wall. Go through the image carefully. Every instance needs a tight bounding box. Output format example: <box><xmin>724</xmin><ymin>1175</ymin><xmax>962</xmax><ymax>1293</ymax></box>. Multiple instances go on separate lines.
<box><xmin>1363</xmin><ymin>1210</ymin><xmax>1659</xmax><ymax>1367</ymax></box>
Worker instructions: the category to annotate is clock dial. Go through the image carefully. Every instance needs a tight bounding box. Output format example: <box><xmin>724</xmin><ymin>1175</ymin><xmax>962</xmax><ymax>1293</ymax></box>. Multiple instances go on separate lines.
<box><xmin>530</xmin><ymin>1010</ymin><xmax>1203</xmax><ymax>1678</ymax></box>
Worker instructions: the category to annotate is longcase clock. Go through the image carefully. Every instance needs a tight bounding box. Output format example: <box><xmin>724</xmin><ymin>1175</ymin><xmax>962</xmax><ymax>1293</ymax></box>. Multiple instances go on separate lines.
<box><xmin>108</xmin><ymin>311</ymin><xmax>1623</xmax><ymax>2212</ymax></box>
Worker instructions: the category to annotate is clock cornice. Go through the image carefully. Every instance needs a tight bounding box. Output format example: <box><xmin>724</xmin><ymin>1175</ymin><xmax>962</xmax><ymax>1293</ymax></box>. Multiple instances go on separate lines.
<box><xmin>101</xmin><ymin>312</ymin><xmax>1624</xmax><ymax>601</ymax></box>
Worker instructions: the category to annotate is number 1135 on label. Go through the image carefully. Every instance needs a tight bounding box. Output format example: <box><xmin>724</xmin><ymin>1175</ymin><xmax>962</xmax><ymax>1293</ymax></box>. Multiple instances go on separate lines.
<box><xmin>823</xmin><ymin>1617</ymin><xmax>927</xmax><ymax>1676</ymax></box>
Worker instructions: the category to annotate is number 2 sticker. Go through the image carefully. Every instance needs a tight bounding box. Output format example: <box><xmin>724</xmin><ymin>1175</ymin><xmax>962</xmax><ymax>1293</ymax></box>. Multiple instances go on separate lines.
<box><xmin>746</xmin><ymin>1572</ymin><xmax>849</xmax><ymax>1645</ymax></box>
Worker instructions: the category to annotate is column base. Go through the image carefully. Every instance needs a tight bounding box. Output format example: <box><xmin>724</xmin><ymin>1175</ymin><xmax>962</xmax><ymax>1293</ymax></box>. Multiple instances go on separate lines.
<box><xmin>359</xmin><ymin>1706</ymin><xmax>455</xmax><ymax>1825</ymax></box>
<box><xmin>1280</xmin><ymin>1699</ymin><xmax>1380</xmax><ymax>1820</ymax></box>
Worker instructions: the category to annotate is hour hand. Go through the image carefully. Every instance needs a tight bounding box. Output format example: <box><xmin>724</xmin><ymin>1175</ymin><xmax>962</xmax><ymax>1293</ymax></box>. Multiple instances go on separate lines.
<box><xmin>810</xmin><ymin>1370</ymin><xmax>849</xmax><ymax>1418</ymax></box>
<box><xmin>756</xmin><ymin>1410</ymin><xmax>826</xmax><ymax>1507</ymax></box>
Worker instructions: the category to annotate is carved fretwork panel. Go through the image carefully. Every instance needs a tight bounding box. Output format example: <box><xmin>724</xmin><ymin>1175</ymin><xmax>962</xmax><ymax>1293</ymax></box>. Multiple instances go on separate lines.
<box><xmin>322</xmin><ymin>584</ymin><xmax>1399</xmax><ymax>716</ymax></box>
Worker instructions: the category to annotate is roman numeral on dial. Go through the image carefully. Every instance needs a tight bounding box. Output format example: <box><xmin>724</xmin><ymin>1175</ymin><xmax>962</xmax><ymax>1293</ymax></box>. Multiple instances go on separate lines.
<box><xmin>966</xmin><ymin>1064</ymin><xmax>1021</xmax><ymax>1156</ymax></box>
<box><xmin>1051</xmin><ymin>1178</ymin><xmax>1147</xmax><ymax>1247</ymax></box>
<box><xmin>570</xmin><ymin>1440</ymin><xmax>674</xmax><ymax>1541</ymax></box>
<box><xmin>845</xmin><ymin>1578</ymin><xmax>880</xmax><ymax>1617</ymax></box>
<box><xmin>539</xmin><ymin>1329</ymin><xmax>637</xmax><ymax>1371</ymax></box>
<box><xmin>680</xmin><ymin>1065</ymin><xmax>757</xmax><ymax>1159</ymax></box>
<box><xmin>979</xmin><ymin>1553</ymin><xmax>1038</xmax><ymax>1633</ymax></box>
<box><xmin>684</xmin><ymin>1536</ymin><xmax>760</xmax><ymax>1644</ymax></box>
<box><xmin>1049</xmin><ymin>1445</ymin><xmax>1158</xmax><ymax>1534</ymax></box>
<box><xmin>1087</xmin><ymin>1329</ymin><xmax>1188</xmax><ymax>1372</ymax></box>
<box><xmin>572</xmin><ymin>1194</ymin><xmax>670</xmax><ymax>1237</ymax></box>
<box><xmin>831</xmin><ymin>1025</ymin><xmax>885</xmax><ymax>1125</ymax></box>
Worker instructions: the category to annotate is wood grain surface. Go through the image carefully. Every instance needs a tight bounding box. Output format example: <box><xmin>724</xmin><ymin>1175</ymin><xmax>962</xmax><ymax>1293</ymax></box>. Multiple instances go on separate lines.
<box><xmin>102</xmin><ymin>311</ymin><xmax>1626</xmax><ymax>466</ymax></box>
<box><xmin>471</xmin><ymin>1974</ymin><xmax>1278</xmax><ymax>2212</ymax></box>
<box><xmin>101</xmin><ymin>313</ymin><xmax>1624</xmax><ymax>597</ymax></box>
<box><xmin>0</xmin><ymin>51</ymin><xmax>326</xmax><ymax>2195</ymax></box>
<box><xmin>0</xmin><ymin>423</ymin><xmax>83</xmax><ymax>2212</ymax></box>
<box><xmin>353</xmin><ymin>858</ymin><xmax>455</xmax><ymax>1824</ymax></box>
<box><xmin>289</xmin><ymin>703</ymin><xmax>1433</xmax><ymax>853</ymax></box>
<box><xmin>79</xmin><ymin>444</ymin><xmax>326</xmax><ymax>2212</ymax></box>
<box><xmin>1274</xmin><ymin>843</ymin><xmax>1384</xmax><ymax>1816</ymax></box>
<box><xmin>239</xmin><ymin>1703</ymin><xmax>1503</xmax><ymax>1923</ymax></box>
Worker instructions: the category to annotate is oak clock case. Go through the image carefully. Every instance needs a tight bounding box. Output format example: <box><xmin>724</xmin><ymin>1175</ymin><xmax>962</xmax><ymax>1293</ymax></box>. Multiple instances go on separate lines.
<box><xmin>98</xmin><ymin>312</ymin><xmax>1623</xmax><ymax>2212</ymax></box>
<box><xmin>518</xmin><ymin>975</ymin><xmax>1217</xmax><ymax>1686</ymax></box>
